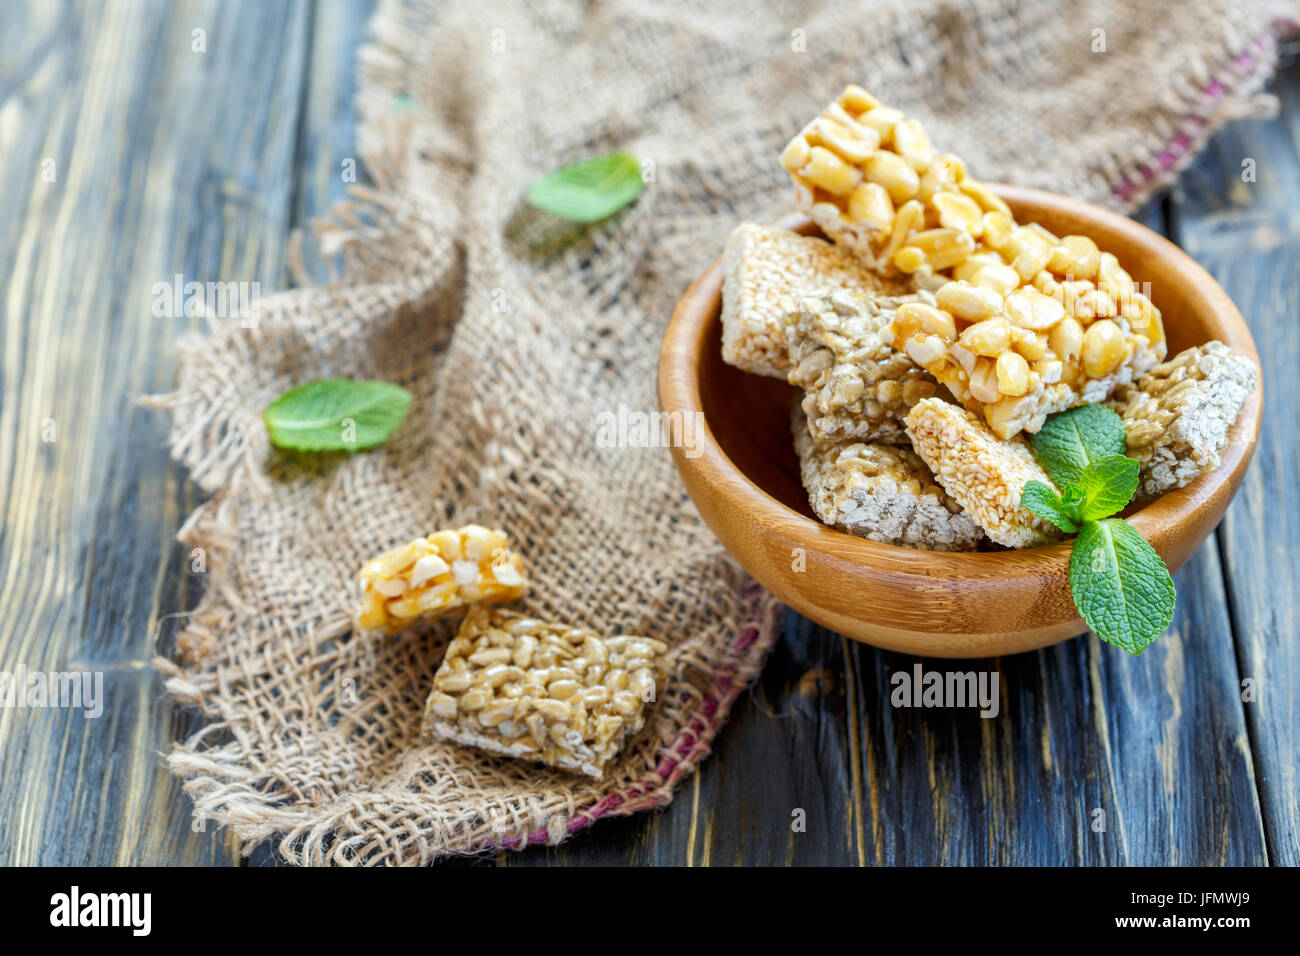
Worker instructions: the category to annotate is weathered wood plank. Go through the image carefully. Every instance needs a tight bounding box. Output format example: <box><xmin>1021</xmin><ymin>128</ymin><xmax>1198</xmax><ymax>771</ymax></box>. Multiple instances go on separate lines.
<box><xmin>290</xmin><ymin>0</ymin><xmax>377</xmax><ymax>284</ymax></box>
<box><xmin>0</xmin><ymin>0</ymin><xmax>312</xmax><ymax>865</ymax></box>
<box><xmin>1170</xmin><ymin>58</ymin><xmax>1300</xmax><ymax>865</ymax></box>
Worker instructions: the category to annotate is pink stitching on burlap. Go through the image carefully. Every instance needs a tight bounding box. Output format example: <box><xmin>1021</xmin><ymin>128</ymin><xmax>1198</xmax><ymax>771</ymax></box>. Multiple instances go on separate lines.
<box><xmin>489</xmin><ymin>582</ymin><xmax>772</xmax><ymax>850</ymax></box>
<box><xmin>1112</xmin><ymin>32</ymin><xmax>1271</xmax><ymax>205</ymax></box>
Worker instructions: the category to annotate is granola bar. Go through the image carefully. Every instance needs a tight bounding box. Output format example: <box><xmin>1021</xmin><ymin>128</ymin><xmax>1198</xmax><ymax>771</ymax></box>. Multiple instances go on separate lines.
<box><xmin>721</xmin><ymin>222</ymin><xmax>909</xmax><ymax>378</ymax></box>
<box><xmin>781</xmin><ymin>86</ymin><xmax>1166</xmax><ymax>438</ymax></box>
<box><xmin>786</xmin><ymin>289</ymin><xmax>940</xmax><ymax>443</ymax></box>
<box><xmin>424</xmin><ymin>606</ymin><xmax>668</xmax><ymax>778</ymax></box>
<box><xmin>356</xmin><ymin>525</ymin><xmax>527</xmax><ymax>634</ymax></box>
<box><xmin>903</xmin><ymin>397</ymin><xmax>1062</xmax><ymax>548</ymax></box>
<box><xmin>1108</xmin><ymin>341</ymin><xmax>1257</xmax><ymax>500</ymax></box>
<box><xmin>793</xmin><ymin>406</ymin><xmax>982</xmax><ymax>550</ymax></box>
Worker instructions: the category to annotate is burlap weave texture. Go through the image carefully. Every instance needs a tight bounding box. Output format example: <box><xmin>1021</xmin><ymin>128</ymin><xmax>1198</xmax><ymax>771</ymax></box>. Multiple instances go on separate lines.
<box><xmin>153</xmin><ymin>0</ymin><xmax>1292</xmax><ymax>864</ymax></box>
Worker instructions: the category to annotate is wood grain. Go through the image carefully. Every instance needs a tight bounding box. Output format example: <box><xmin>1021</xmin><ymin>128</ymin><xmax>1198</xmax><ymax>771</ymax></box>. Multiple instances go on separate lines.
<box><xmin>0</xmin><ymin>0</ymin><xmax>318</xmax><ymax>866</ymax></box>
<box><xmin>0</xmin><ymin>0</ymin><xmax>1290</xmax><ymax>866</ymax></box>
<box><xmin>1170</xmin><ymin>62</ymin><xmax>1300</xmax><ymax>865</ymax></box>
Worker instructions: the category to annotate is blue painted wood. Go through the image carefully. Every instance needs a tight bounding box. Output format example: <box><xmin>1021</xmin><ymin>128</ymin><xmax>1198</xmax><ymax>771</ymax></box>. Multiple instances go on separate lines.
<box><xmin>0</xmin><ymin>0</ymin><xmax>315</xmax><ymax>867</ymax></box>
<box><xmin>1169</xmin><ymin>58</ymin><xmax>1300</xmax><ymax>865</ymax></box>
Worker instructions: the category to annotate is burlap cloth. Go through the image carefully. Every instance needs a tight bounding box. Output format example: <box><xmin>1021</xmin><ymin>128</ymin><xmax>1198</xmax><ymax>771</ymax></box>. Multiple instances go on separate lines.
<box><xmin>150</xmin><ymin>0</ymin><xmax>1295</xmax><ymax>865</ymax></box>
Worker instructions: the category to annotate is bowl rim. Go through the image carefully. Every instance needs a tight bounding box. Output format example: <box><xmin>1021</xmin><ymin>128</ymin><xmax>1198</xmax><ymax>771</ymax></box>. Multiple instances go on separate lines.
<box><xmin>658</xmin><ymin>184</ymin><xmax>1263</xmax><ymax>582</ymax></box>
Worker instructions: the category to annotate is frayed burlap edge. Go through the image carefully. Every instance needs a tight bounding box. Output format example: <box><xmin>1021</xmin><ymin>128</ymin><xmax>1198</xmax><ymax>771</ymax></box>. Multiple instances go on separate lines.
<box><xmin>145</xmin><ymin>168</ymin><xmax>784</xmax><ymax>862</ymax></box>
<box><xmin>145</xmin><ymin>15</ymin><xmax>784</xmax><ymax>860</ymax></box>
<box><xmin>1103</xmin><ymin>25</ymin><xmax>1284</xmax><ymax>209</ymax></box>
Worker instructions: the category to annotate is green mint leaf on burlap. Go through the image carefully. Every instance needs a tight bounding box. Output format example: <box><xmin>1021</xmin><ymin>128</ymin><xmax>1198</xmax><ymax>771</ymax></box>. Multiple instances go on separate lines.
<box><xmin>1069</xmin><ymin>518</ymin><xmax>1175</xmax><ymax>654</ymax></box>
<box><xmin>264</xmin><ymin>379</ymin><xmax>412</xmax><ymax>452</ymax></box>
<box><xmin>1030</xmin><ymin>404</ymin><xmax>1127</xmax><ymax>487</ymax></box>
<box><xmin>1020</xmin><ymin>481</ymin><xmax>1079</xmax><ymax>534</ymax></box>
<box><xmin>526</xmin><ymin>152</ymin><xmax>644</xmax><ymax>222</ymax></box>
<box><xmin>1075</xmin><ymin>454</ymin><xmax>1140</xmax><ymax>521</ymax></box>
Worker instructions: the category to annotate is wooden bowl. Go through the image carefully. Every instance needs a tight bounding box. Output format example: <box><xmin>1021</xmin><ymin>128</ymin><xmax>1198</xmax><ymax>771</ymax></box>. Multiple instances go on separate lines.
<box><xmin>658</xmin><ymin>186</ymin><xmax>1262</xmax><ymax>657</ymax></box>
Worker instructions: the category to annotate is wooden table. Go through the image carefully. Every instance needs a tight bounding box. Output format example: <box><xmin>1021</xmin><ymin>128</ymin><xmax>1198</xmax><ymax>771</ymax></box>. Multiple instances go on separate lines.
<box><xmin>1</xmin><ymin>1</ymin><xmax>1295</xmax><ymax>866</ymax></box>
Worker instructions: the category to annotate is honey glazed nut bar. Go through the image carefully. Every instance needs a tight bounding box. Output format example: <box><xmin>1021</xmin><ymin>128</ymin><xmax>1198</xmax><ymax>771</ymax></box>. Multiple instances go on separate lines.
<box><xmin>904</xmin><ymin>397</ymin><xmax>1062</xmax><ymax>548</ymax></box>
<box><xmin>786</xmin><ymin>288</ymin><xmax>940</xmax><ymax>443</ymax></box>
<box><xmin>1109</xmin><ymin>341</ymin><xmax>1258</xmax><ymax>501</ymax></box>
<box><xmin>721</xmin><ymin>222</ymin><xmax>910</xmax><ymax>378</ymax></box>
<box><xmin>793</xmin><ymin>406</ymin><xmax>983</xmax><ymax>551</ymax></box>
<box><xmin>781</xmin><ymin>86</ymin><xmax>1167</xmax><ymax>439</ymax></box>
<box><xmin>356</xmin><ymin>525</ymin><xmax>527</xmax><ymax>634</ymax></box>
<box><xmin>424</xmin><ymin>606</ymin><xmax>669</xmax><ymax>778</ymax></box>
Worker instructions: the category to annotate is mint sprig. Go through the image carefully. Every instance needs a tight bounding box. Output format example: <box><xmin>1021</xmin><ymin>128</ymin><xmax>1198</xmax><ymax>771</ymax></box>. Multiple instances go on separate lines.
<box><xmin>1075</xmin><ymin>454</ymin><xmax>1140</xmax><ymax>521</ymax></box>
<box><xmin>1070</xmin><ymin>520</ymin><xmax>1176</xmax><ymax>655</ymax></box>
<box><xmin>1029</xmin><ymin>403</ymin><xmax>1127</xmax><ymax>487</ymax></box>
<box><xmin>263</xmin><ymin>379</ymin><xmax>412</xmax><ymax>452</ymax></box>
<box><xmin>1021</xmin><ymin>405</ymin><xmax>1175</xmax><ymax>654</ymax></box>
<box><xmin>526</xmin><ymin>152</ymin><xmax>644</xmax><ymax>222</ymax></box>
<box><xmin>1020</xmin><ymin>481</ymin><xmax>1079</xmax><ymax>534</ymax></box>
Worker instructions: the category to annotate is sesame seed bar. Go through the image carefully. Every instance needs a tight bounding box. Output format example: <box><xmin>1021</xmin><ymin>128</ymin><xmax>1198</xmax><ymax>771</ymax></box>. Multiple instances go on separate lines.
<box><xmin>781</xmin><ymin>86</ymin><xmax>1167</xmax><ymax>439</ymax></box>
<box><xmin>903</xmin><ymin>397</ymin><xmax>1063</xmax><ymax>548</ymax></box>
<box><xmin>424</xmin><ymin>606</ymin><xmax>668</xmax><ymax>778</ymax></box>
<box><xmin>793</xmin><ymin>406</ymin><xmax>982</xmax><ymax>550</ymax></box>
<box><xmin>786</xmin><ymin>288</ymin><xmax>940</xmax><ymax>443</ymax></box>
<box><xmin>721</xmin><ymin>222</ymin><xmax>909</xmax><ymax>378</ymax></box>
<box><xmin>1108</xmin><ymin>341</ymin><xmax>1257</xmax><ymax>500</ymax></box>
<box><xmin>356</xmin><ymin>525</ymin><xmax>528</xmax><ymax>634</ymax></box>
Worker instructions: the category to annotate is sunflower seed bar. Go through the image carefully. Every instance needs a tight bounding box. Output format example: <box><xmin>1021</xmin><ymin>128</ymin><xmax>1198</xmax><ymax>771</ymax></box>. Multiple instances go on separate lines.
<box><xmin>781</xmin><ymin>86</ymin><xmax>1166</xmax><ymax>439</ymax></box>
<box><xmin>721</xmin><ymin>222</ymin><xmax>909</xmax><ymax>378</ymax></box>
<box><xmin>1108</xmin><ymin>341</ymin><xmax>1257</xmax><ymax>500</ymax></box>
<box><xmin>424</xmin><ymin>606</ymin><xmax>668</xmax><ymax>778</ymax></box>
<box><xmin>793</xmin><ymin>406</ymin><xmax>981</xmax><ymax>550</ymax></box>
<box><xmin>356</xmin><ymin>525</ymin><xmax>528</xmax><ymax>634</ymax></box>
<box><xmin>904</xmin><ymin>397</ymin><xmax>1062</xmax><ymax>548</ymax></box>
<box><xmin>786</xmin><ymin>288</ymin><xmax>940</xmax><ymax>443</ymax></box>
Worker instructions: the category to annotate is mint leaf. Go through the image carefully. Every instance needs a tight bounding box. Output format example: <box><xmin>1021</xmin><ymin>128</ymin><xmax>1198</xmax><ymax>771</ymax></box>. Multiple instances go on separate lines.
<box><xmin>1020</xmin><ymin>481</ymin><xmax>1079</xmax><ymax>533</ymax></box>
<box><xmin>1069</xmin><ymin>519</ymin><xmax>1175</xmax><ymax>654</ymax></box>
<box><xmin>263</xmin><ymin>379</ymin><xmax>412</xmax><ymax>452</ymax></box>
<box><xmin>1075</xmin><ymin>454</ymin><xmax>1140</xmax><ymax>521</ymax></box>
<box><xmin>526</xmin><ymin>152</ymin><xmax>644</xmax><ymax>222</ymax></box>
<box><xmin>1030</xmin><ymin>405</ymin><xmax>1127</xmax><ymax>487</ymax></box>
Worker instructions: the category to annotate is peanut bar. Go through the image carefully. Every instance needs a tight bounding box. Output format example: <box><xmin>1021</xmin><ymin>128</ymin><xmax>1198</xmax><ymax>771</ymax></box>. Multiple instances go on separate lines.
<box><xmin>903</xmin><ymin>397</ymin><xmax>1062</xmax><ymax>548</ymax></box>
<box><xmin>424</xmin><ymin>606</ymin><xmax>668</xmax><ymax>778</ymax></box>
<box><xmin>356</xmin><ymin>525</ymin><xmax>527</xmax><ymax>634</ymax></box>
<box><xmin>1109</xmin><ymin>341</ymin><xmax>1257</xmax><ymax>500</ymax></box>
<box><xmin>781</xmin><ymin>86</ymin><xmax>1167</xmax><ymax>438</ymax></box>
<box><xmin>793</xmin><ymin>405</ymin><xmax>982</xmax><ymax>550</ymax></box>
<box><xmin>786</xmin><ymin>288</ymin><xmax>939</xmax><ymax>443</ymax></box>
<box><xmin>721</xmin><ymin>222</ymin><xmax>908</xmax><ymax>378</ymax></box>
